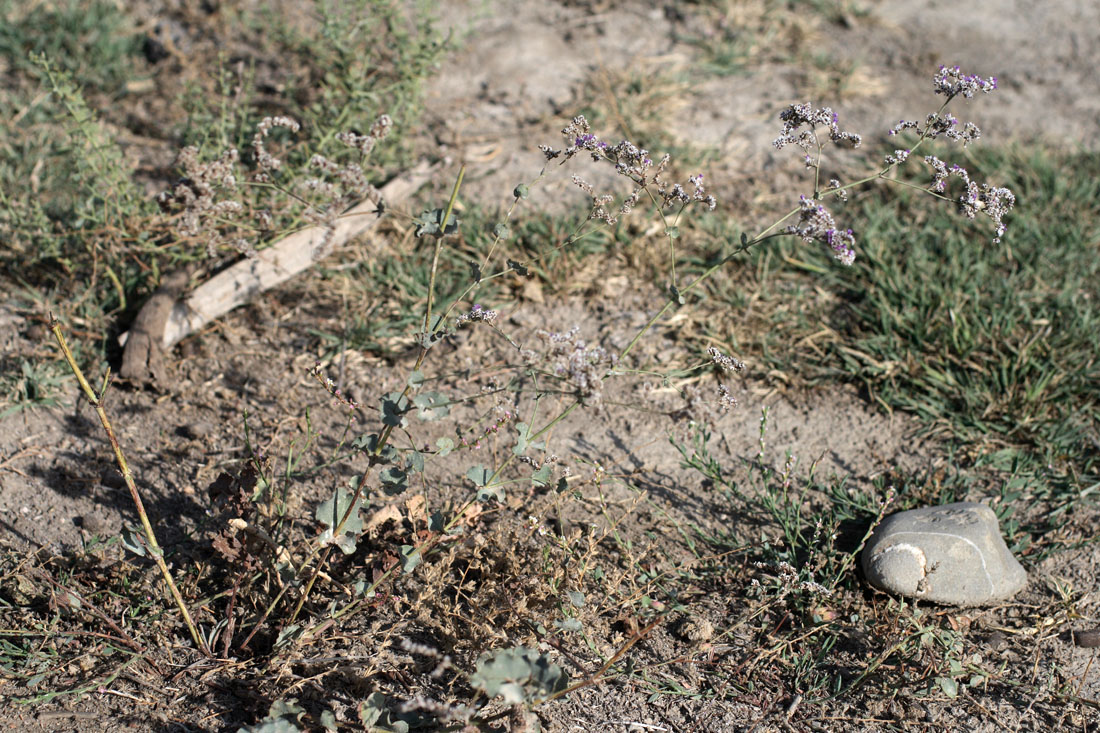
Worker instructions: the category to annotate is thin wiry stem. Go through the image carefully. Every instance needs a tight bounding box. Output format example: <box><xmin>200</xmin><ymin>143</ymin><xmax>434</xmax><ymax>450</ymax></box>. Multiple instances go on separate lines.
<box><xmin>49</xmin><ymin>316</ymin><xmax>210</xmax><ymax>657</ymax></box>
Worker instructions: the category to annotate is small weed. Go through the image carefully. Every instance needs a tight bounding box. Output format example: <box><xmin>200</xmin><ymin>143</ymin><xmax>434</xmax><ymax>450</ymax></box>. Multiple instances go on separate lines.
<box><xmin>0</xmin><ymin>359</ymin><xmax>68</xmax><ymax>418</ymax></box>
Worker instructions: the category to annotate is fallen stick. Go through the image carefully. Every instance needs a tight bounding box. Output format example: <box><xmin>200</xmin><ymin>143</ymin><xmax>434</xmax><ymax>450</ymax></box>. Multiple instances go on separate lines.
<box><xmin>120</xmin><ymin>160</ymin><xmax>435</xmax><ymax>383</ymax></box>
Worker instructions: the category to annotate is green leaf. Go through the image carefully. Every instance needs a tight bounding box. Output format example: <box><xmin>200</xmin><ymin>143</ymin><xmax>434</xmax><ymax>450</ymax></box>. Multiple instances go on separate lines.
<box><xmin>555</xmin><ymin>618</ymin><xmax>583</xmax><ymax>633</ymax></box>
<box><xmin>357</xmin><ymin>693</ymin><xmax>410</xmax><ymax>732</ymax></box>
<box><xmin>413</xmin><ymin>390</ymin><xmax>450</xmax><ymax>421</ymax></box>
<box><xmin>470</xmin><ymin>647</ymin><xmax>568</xmax><ymax>704</ymax></box>
<box><xmin>513</xmin><ymin>422</ymin><xmax>531</xmax><ymax>455</ymax></box>
<box><xmin>359</xmin><ymin>693</ymin><xmax>385</xmax><ymax>726</ymax></box>
<box><xmin>467</xmin><ymin>465</ymin><xmax>502</xmax><ymax>500</ymax></box>
<box><xmin>120</xmin><ymin>523</ymin><xmax>146</xmax><ymax>557</ymax></box>
<box><xmin>466</xmin><ymin>465</ymin><xmax>492</xmax><ymax>486</ymax></box>
<box><xmin>567</xmin><ymin>590</ymin><xmax>585</xmax><ymax>608</ymax></box>
<box><xmin>399</xmin><ymin>545</ymin><xmax>421</xmax><ymax>573</ymax></box>
<box><xmin>493</xmin><ymin>222</ymin><xmax>511</xmax><ymax>239</ymax></box>
<box><xmin>238</xmin><ymin>698</ymin><xmax>306</xmax><ymax>733</ymax></box>
<box><xmin>406</xmin><ymin>370</ymin><xmax>425</xmax><ymax>389</ymax></box>
<box><xmin>352</xmin><ymin>433</ymin><xmax>397</xmax><ymax>463</ymax></box>
<box><xmin>406</xmin><ymin>450</ymin><xmax>425</xmax><ymax>473</ymax></box>
<box><xmin>378</xmin><ymin>466</ymin><xmax>409</xmax><ymax>495</ymax></box>
<box><xmin>316</xmin><ymin>485</ymin><xmax>366</xmax><ymax>554</ymax></box>
<box><xmin>415</xmin><ymin>314</ymin><xmax>450</xmax><ymax>350</ymax></box>
<box><xmin>380</xmin><ymin>392</ymin><xmax>410</xmax><ymax>428</ymax></box>
<box><xmin>513</xmin><ymin>183</ymin><xmax>529</xmax><ymax>200</ymax></box>
<box><xmin>435</xmin><ymin>437</ymin><xmax>453</xmax><ymax>456</ymax></box>
<box><xmin>477</xmin><ymin>485</ymin><xmax>504</xmax><ymax>502</ymax></box>
<box><xmin>413</xmin><ymin>207</ymin><xmax>460</xmax><ymax>238</ymax></box>
<box><xmin>498</xmin><ymin>682</ymin><xmax>526</xmax><ymax>704</ymax></box>
<box><xmin>531</xmin><ymin>464</ymin><xmax>553</xmax><ymax>487</ymax></box>
<box><xmin>352</xmin><ymin>433</ymin><xmax>379</xmax><ymax>451</ymax></box>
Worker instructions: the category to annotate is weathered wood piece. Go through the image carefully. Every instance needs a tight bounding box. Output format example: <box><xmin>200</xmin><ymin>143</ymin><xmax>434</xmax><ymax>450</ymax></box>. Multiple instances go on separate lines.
<box><xmin>120</xmin><ymin>161</ymin><xmax>434</xmax><ymax>383</ymax></box>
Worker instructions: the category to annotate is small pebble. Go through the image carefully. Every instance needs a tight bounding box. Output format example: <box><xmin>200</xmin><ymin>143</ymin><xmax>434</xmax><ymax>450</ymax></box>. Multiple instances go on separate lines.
<box><xmin>985</xmin><ymin>629</ymin><xmax>1009</xmax><ymax>651</ymax></box>
<box><xmin>100</xmin><ymin>468</ymin><xmax>126</xmax><ymax>489</ymax></box>
<box><xmin>178</xmin><ymin>421</ymin><xmax>214</xmax><ymax>440</ymax></box>
<box><xmin>862</xmin><ymin>502</ymin><xmax>1027</xmax><ymax>606</ymax></box>
<box><xmin>77</xmin><ymin>514</ymin><xmax>110</xmax><ymax>535</ymax></box>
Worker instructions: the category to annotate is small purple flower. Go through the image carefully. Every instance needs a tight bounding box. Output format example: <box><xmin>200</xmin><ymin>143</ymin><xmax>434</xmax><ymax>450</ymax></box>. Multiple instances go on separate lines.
<box><xmin>933</xmin><ymin>65</ymin><xmax>998</xmax><ymax>98</ymax></box>
<box><xmin>787</xmin><ymin>195</ymin><xmax>857</xmax><ymax>266</ymax></box>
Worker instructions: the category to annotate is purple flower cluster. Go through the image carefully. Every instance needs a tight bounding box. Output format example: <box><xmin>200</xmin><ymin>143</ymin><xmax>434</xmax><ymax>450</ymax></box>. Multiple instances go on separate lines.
<box><xmin>773</xmin><ymin>104</ymin><xmax>862</xmax><ymax>159</ymax></box>
<box><xmin>540</xmin><ymin>115</ymin><xmax>717</xmax><ymax>225</ymax></box>
<box><xmin>787</xmin><ymin>196</ymin><xmax>856</xmax><ymax>266</ymax></box>
<box><xmin>889</xmin><ymin>112</ymin><xmax>982</xmax><ymax>147</ymax></box>
<box><xmin>661</xmin><ymin>173</ymin><xmax>717</xmax><ymax>211</ymax></box>
<box><xmin>933</xmin><ymin>65</ymin><xmax>997</xmax><ymax>99</ymax></box>
<box><xmin>454</xmin><ymin>304</ymin><xmax>498</xmax><ymax>328</ymax></box>
<box><xmin>920</xmin><ymin>155</ymin><xmax>1015</xmax><ymax>241</ymax></box>
<box><xmin>884</xmin><ymin>148</ymin><xmax>911</xmax><ymax>165</ymax></box>
<box><xmin>922</xmin><ymin>155</ymin><xmax>958</xmax><ymax>193</ymax></box>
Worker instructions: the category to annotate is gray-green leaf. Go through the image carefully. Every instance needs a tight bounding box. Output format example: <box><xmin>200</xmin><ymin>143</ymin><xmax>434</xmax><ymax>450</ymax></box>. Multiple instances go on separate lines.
<box><xmin>316</xmin><ymin>485</ymin><xmax>366</xmax><ymax>554</ymax></box>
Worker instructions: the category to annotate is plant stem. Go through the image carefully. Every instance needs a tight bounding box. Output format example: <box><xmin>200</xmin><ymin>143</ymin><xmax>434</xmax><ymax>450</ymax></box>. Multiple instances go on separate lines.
<box><xmin>422</xmin><ymin>165</ymin><xmax>465</xmax><ymax>335</ymax></box>
<box><xmin>49</xmin><ymin>316</ymin><xmax>210</xmax><ymax>656</ymax></box>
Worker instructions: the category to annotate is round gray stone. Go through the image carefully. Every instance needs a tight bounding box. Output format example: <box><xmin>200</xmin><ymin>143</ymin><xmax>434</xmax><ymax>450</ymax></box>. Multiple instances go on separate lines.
<box><xmin>862</xmin><ymin>501</ymin><xmax>1027</xmax><ymax>606</ymax></box>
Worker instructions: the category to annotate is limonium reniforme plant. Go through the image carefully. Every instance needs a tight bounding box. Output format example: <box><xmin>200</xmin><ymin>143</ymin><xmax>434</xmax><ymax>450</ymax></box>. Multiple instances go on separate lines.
<box><xmin>52</xmin><ymin>63</ymin><xmax>1015</xmax><ymax>695</ymax></box>
<box><xmin>280</xmin><ymin>64</ymin><xmax>1011</xmax><ymax>661</ymax></box>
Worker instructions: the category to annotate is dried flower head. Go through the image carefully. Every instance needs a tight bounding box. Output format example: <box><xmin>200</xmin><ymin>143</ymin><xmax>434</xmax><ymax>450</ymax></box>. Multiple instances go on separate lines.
<box><xmin>309</xmin><ymin>361</ymin><xmax>359</xmax><ymax>419</ymax></box>
<box><xmin>717</xmin><ymin>383</ymin><xmax>737</xmax><ymax>413</ymax></box>
<box><xmin>707</xmin><ymin>346</ymin><xmax>745</xmax><ymax>373</ymax></box>
<box><xmin>773</xmin><ymin>104</ymin><xmax>862</xmax><ymax>156</ymax></box>
<box><xmin>933</xmin><ymin>65</ymin><xmax>997</xmax><ymax>99</ymax></box>
<box><xmin>542</xmin><ymin>115</ymin><xmax>717</xmax><ymax>224</ymax></box>
<box><xmin>156</xmin><ymin>146</ymin><xmax>257</xmax><ymax>258</ymax></box>
<box><xmin>251</xmin><ymin>116</ymin><xmax>300</xmax><ymax>181</ymax></box>
<box><xmin>533</xmin><ymin>326</ymin><xmax>618</xmax><ymax>405</ymax></box>
<box><xmin>786</xmin><ymin>195</ymin><xmax>856</xmax><ymax>266</ymax></box>
<box><xmin>454</xmin><ymin>304</ymin><xmax>498</xmax><ymax>328</ymax></box>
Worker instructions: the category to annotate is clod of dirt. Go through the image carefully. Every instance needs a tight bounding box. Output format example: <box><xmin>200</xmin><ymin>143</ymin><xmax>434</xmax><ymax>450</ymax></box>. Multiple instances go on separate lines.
<box><xmin>119</xmin><ymin>266</ymin><xmax>193</xmax><ymax>386</ymax></box>
<box><xmin>1073</xmin><ymin>629</ymin><xmax>1100</xmax><ymax>648</ymax></box>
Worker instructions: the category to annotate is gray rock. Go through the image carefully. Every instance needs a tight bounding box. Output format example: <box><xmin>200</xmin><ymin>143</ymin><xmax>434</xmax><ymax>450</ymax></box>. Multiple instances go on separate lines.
<box><xmin>862</xmin><ymin>502</ymin><xmax>1027</xmax><ymax>606</ymax></box>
